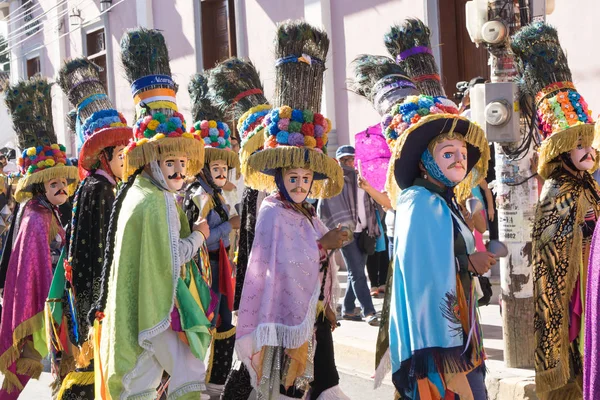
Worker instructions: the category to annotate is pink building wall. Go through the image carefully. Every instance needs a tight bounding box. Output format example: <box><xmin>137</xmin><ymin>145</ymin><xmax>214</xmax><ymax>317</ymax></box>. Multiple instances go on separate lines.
<box><xmin>547</xmin><ymin>1</ymin><xmax>600</xmax><ymax>118</ymax></box>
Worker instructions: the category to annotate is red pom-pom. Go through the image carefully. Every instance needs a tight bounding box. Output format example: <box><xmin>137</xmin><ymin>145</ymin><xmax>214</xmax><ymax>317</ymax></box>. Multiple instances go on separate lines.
<box><xmin>218</xmin><ymin>129</ymin><xmax>225</xmax><ymax>137</ymax></box>
<box><xmin>313</xmin><ymin>113</ymin><xmax>324</xmax><ymax>126</ymax></box>
<box><xmin>211</xmin><ymin>142</ymin><xmax>219</xmax><ymax>147</ymax></box>
<box><xmin>316</xmin><ymin>138</ymin><xmax>324</xmax><ymax>149</ymax></box>
<box><xmin>176</xmin><ymin>128</ymin><xmax>183</xmax><ymax>134</ymax></box>
<box><xmin>190</xmin><ymin>126</ymin><xmax>196</xmax><ymax>133</ymax></box>
<box><xmin>301</xmin><ymin>123</ymin><xmax>314</xmax><ymax>137</ymax></box>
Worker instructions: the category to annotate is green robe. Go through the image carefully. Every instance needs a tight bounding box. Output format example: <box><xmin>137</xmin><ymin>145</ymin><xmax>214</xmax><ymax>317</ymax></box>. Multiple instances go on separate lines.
<box><xmin>99</xmin><ymin>175</ymin><xmax>212</xmax><ymax>399</ymax></box>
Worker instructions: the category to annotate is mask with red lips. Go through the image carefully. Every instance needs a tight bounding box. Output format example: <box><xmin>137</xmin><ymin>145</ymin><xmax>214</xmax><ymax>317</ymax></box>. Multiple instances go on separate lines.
<box><xmin>44</xmin><ymin>178</ymin><xmax>69</xmax><ymax>206</ymax></box>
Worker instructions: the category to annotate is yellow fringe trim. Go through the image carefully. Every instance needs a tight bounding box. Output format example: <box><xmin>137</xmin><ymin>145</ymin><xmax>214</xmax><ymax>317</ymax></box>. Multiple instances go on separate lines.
<box><xmin>14</xmin><ymin>165</ymin><xmax>80</xmax><ymax>203</ymax></box>
<box><xmin>204</xmin><ymin>148</ymin><xmax>241</xmax><ymax>171</ymax></box>
<box><xmin>123</xmin><ymin>137</ymin><xmax>205</xmax><ymax>180</ymax></box>
<box><xmin>200</xmin><ymin>196</ymin><xmax>216</xmax><ymax>219</ymax></box>
<box><xmin>539</xmin><ymin>124</ymin><xmax>597</xmax><ymax>179</ymax></box>
<box><xmin>205</xmin><ymin>326</ymin><xmax>236</xmax><ymax>383</ymax></box>
<box><xmin>56</xmin><ymin>371</ymin><xmax>95</xmax><ymax>400</ymax></box>
<box><xmin>213</xmin><ymin>326</ymin><xmax>236</xmax><ymax>340</ymax></box>
<box><xmin>240</xmin><ymin>127</ymin><xmax>266</xmax><ymax>176</ymax></box>
<box><xmin>385</xmin><ymin>114</ymin><xmax>490</xmax><ymax>207</ymax></box>
<box><xmin>15</xmin><ymin>357</ymin><xmax>42</xmax><ymax>379</ymax></box>
<box><xmin>245</xmin><ymin>147</ymin><xmax>343</xmax><ymax>199</ymax></box>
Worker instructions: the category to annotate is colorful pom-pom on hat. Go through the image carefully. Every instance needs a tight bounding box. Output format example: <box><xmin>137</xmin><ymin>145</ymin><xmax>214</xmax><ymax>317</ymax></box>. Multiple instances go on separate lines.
<box><xmin>120</xmin><ymin>28</ymin><xmax>205</xmax><ymax>180</ymax></box>
<box><xmin>244</xmin><ymin>21</ymin><xmax>343</xmax><ymax>199</ymax></box>
<box><xmin>512</xmin><ymin>22</ymin><xmax>598</xmax><ymax>179</ymax></box>
<box><xmin>188</xmin><ymin>73</ymin><xmax>240</xmax><ymax>171</ymax></box>
<box><xmin>4</xmin><ymin>77</ymin><xmax>79</xmax><ymax>202</ymax></box>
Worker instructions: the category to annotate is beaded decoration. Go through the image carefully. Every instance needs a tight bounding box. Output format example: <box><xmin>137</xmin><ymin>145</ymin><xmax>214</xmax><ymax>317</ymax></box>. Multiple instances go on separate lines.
<box><xmin>381</xmin><ymin>95</ymin><xmax>459</xmax><ymax>144</ymax></box>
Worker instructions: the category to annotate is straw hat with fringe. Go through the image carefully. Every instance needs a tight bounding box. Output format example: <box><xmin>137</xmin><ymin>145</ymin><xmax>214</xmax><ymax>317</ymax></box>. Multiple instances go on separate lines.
<box><xmin>244</xmin><ymin>20</ymin><xmax>342</xmax><ymax>199</ymax></box>
<box><xmin>188</xmin><ymin>73</ymin><xmax>239</xmax><ymax>171</ymax></box>
<box><xmin>120</xmin><ymin>28</ymin><xmax>204</xmax><ymax>180</ymax></box>
<box><xmin>57</xmin><ymin>58</ymin><xmax>132</xmax><ymax>177</ymax></box>
<box><xmin>512</xmin><ymin>22</ymin><xmax>597</xmax><ymax>179</ymax></box>
<box><xmin>5</xmin><ymin>77</ymin><xmax>79</xmax><ymax>203</ymax></box>
<box><xmin>382</xmin><ymin>19</ymin><xmax>489</xmax><ymax>205</ymax></box>
<box><xmin>207</xmin><ymin>57</ymin><xmax>271</xmax><ymax>173</ymax></box>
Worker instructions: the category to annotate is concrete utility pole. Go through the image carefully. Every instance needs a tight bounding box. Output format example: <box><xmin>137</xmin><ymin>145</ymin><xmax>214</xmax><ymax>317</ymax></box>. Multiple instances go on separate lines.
<box><xmin>485</xmin><ymin>0</ymin><xmax>537</xmax><ymax>368</ymax></box>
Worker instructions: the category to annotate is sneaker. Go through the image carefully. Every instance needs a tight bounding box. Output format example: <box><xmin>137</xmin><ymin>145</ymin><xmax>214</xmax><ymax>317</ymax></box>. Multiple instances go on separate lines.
<box><xmin>366</xmin><ymin>314</ymin><xmax>380</xmax><ymax>326</ymax></box>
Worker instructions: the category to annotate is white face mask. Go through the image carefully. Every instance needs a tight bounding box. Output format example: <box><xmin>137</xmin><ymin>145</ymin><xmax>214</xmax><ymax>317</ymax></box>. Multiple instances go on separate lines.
<box><xmin>209</xmin><ymin>160</ymin><xmax>228</xmax><ymax>188</ymax></box>
<box><xmin>44</xmin><ymin>178</ymin><xmax>69</xmax><ymax>206</ymax></box>
<box><xmin>283</xmin><ymin>167</ymin><xmax>314</xmax><ymax>204</ymax></box>
<box><xmin>433</xmin><ymin>138</ymin><xmax>468</xmax><ymax>184</ymax></box>
<box><xmin>158</xmin><ymin>155</ymin><xmax>188</xmax><ymax>191</ymax></box>
<box><xmin>107</xmin><ymin>145</ymin><xmax>126</xmax><ymax>181</ymax></box>
<box><xmin>569</xmin><ymin>139</ymin><xmax>596</xmax><ymax>171</ymax></box>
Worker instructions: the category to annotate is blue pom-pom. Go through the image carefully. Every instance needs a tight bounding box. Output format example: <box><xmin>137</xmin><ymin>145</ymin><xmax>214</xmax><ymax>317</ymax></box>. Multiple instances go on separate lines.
<box><xmin>217</xmin><ymin>137</ymin><xmax>226</xmax><ymax>146</ymax></box>
<box><xmin>403</xmin><ymin>111</ymin><xmax>417</xmax><ymax>123</ymax></box>
<box><xmin>276</xmin><ymin>131</ymin><xmax>289</xmax><ymax>144</ymax></box>
<box><xmin>203</xmin><ymin>137</ymin><xmax>212</xmax><ymax>145</ymax></box>
<box><xmin>45</xmin><ymin>150</ymin><xmax>54</xmax><ymax>156</ymax></box>
<box><xmin>36</xmin><ymin>146</ymin><xmax>43</xmax><ymax>153</ymax></box>
<box><xmin>270</xmin><ymin>110</ymin><xmax>280</xmax><ymax>123</ymax></box>
<box><xmin>400</xmin><ymin>102</ymin><xmax>418</xmax><ymax>114</ymax></box>
<box><xmin>209</xmin><ymin>128</ymin><xmax>219</xmax><ymax>138</ymax></box>
<box><xmin>268</xmin><ymin>122</ymin><xmax>279</xmax><ymax>135</ymax></box>
<box><xmin>156</xmin><ymin>123</ymin><xmax>168</xmax><ymax>133</ymax></box>
<box><xmin>291</xmin><ymin>109</ymin><xmax>303</xmax><ymax>123</ymax></box>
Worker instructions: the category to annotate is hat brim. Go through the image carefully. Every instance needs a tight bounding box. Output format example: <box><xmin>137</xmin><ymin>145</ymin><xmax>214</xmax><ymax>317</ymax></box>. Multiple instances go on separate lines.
<box><xmin>245</xmin><ymin>146</ymin><xmax>343</xmax><ymax>199</ymax></box>
<box><xmin>124</xmin><ymin>136</ymin><xmax>205</xmax><ymax>181</ymax></box>
<box><xmin>386</xmin><ymin>114</ymin><xmax>489</xmax><ymax>206</ymax></box>
<box><xmin>15</xmin><ymin>165</ymin><xmax>79</xmax><ymax>203</ymax></box>
<box><xmin>204</xmin><ymin>147</ymin><xmax>240</xmax><ymax>171</ymax></box>
<box><xmin>78</xmin><ymin>127</ymin><xmax>133</xmax><ymax>171</ymax></box>
<box><xmin>539</xmin><ymin>123</ymin><xmax>598</xmax><ymax>179</ymax></box>
<box><xmin>239</xmin><ymin>126</ymin><xmax>266</xmax><ymax>177</ymax></box>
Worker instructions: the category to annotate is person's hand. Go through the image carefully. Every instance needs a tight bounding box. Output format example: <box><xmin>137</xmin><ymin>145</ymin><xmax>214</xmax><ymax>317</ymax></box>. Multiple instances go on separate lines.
<box><xmin>488</xmin><ymin>207</ymin><xmax>495</xmax><ymax>222</ymax></box>
<box><xmin>318</xmin><ymin>225</ymin><xmax>349</xmax><ymax>250</ymax></box>
<box><xmin>229</xmin><ymin>215</ymin><xmax>241</xmax><ymax>230</ymax></box>
<box><xmin>325</xmin><ymin>305</ymin><xmax>338</xmax><ymax>332</ymax></box>
<box><xmin>357</xmin><ymin>174</ymin><xmax>372</xmax><ymax>191</ymax></box>
<box><xmin>193</xmin><ymin>217</ymin><xmax>210</xmax><ymax>239</ymax></box>
<box><xmin>223</xmin><ymin>181</ymin><xmax>236</xmax><ymax>192</ymax></box>
<box><xmin>459</xmin><ymin>204</ymin><xmax>475</xmax><ymax>231</ymax></box>
<box><xmin>468</xmin><ymin>251</ymin><xmax>497</xmax><ymax>275</ymax></box>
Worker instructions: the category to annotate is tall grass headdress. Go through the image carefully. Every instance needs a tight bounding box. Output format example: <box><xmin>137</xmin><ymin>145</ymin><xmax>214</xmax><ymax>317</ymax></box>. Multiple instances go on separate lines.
<box><xmin>207</xmin><ymin>57</ymin><xmax>270</xmax><ymax>174</ymax></box>
<box><xmin>188</xmin><ymin>72</ymin><xmax>239</xmax><ymax>171</ymax></box>
<box><xmin>244</xmin><ymin>20</ymin><xmax>343</xmax><ymax>199</ymax></box>
<box><xmin>57</xmin><ymin>57</ymin><xmax>132</xmax><ymax>178</ymax></box>
<box><xmin>119</xmin><ymin>28</ymin><xmax>204</xmax><ymax>180</ymax></box>
<box><xmin>382</xmin><ymin>19</ymin><xmax>489</xmax><ymax>205</ymax></box>
<box><xmin>5</xmin><ymin>77</ymin><xmax>79</xmax><ymax>203</ymax></box>
<box><xmin>512</xmin><ymin>22</ymin><xmax>597</xmax><ymax>179</ymax></box>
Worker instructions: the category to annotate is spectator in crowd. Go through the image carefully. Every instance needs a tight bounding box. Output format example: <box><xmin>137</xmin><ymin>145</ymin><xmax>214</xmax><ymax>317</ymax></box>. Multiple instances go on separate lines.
<box><xmin>317</xmin><ymin>145</ymin><xmax>379</xmax><ymax>326</ymax></box>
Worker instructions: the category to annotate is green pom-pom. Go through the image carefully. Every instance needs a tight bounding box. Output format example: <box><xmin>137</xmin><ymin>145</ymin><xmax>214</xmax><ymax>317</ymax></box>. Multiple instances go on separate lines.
<box><xmin>28</xmin><ymin>165</ymin><xmax>36</xmax><ymax>174</ymax></box>
<box><xmin>144</xmin><ymin>129</ymin><xmax>153</xmax><ymax>138</ymax></box>
<box><xmin>59</xmin><ymin>144</ymin><xmax>66</xmax><ymax>152</ymax></box>
<box><xmin>289</xmin><ymin>121</ymin><xmax>302</xmax><ymax>133</ymax></box>
<box><xmin>303</xmin><ymin>110</ymin><xmax>314</xmax><ymax>123</ymax></box>
<box><xmin>154</xmin><ymin>112</ymin><xmax>166</xmax><ymax>124</ymax></box>
<box><xmin>166</xmin><ymin>121</ymin><xmax>176</xmax><ymax>132</ymax></box>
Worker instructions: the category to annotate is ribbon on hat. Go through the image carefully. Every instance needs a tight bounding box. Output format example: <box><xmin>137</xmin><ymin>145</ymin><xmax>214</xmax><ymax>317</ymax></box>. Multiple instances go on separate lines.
<box><xmin>130</xmin><ymin>74</ymin><xmax>176</xmax><ymax>95</ymax></box>
<box><xmin>396</xmin><ymin>46</ymin><xmax>433</xmax><ymax>63</ymax></box>
<box><xmin>232</xmin><ymin>88</ymin><xmax>263</xmax><ymax>105</ymax></box>
<box><xmin>75</xmin><ymin>93</ymin><xmax>108</xmax><ymax>154</ymax></box>
<box><xmin>275</xmin><ymin>54</ymin><xmax>324</xmax><ymax>67</ymax></box>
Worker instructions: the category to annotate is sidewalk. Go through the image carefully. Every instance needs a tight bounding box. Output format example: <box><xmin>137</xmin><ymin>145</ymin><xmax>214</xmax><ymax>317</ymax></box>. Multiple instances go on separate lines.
<box><xmin>334</xmin><ymin>271</ymin><xmax>538</xmax><ymax>400</ymax></box>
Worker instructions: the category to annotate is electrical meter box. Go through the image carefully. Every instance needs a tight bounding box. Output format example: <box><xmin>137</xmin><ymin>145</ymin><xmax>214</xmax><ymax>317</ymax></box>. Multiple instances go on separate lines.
<box><xmin>470</xmin><ymin>81</ymin><xmax>520</xmax><ymax>143</ymax></box>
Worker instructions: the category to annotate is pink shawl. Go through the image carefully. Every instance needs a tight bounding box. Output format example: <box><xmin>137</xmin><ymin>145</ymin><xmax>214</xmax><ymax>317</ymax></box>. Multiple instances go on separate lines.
<box><xmin>0</xmin><ymin>199</ymin><xmax>63</xmax><ymax>391</ymax></box>
<box><xmin>235</xmin><ymin>195</ymin><xmax>336</xmax><ymax>385</ymax></box>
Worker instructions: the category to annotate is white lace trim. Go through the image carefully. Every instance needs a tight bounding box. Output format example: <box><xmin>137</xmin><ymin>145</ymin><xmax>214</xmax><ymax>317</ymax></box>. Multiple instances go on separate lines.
<box><xmin>237</xmin><ymin>282</ymin><xmax>321</xmax><ymax>388</ymax></box>
<box><xmin>120</xmin><ymin>190</ymin><xmax>182</xmax><ymax>399</ymax></box>
<box><xmin>373</xmin><ymin>347</ymin><xmax>391</xmax><ymax>389</ymax></box>
<box><xmin>315</xmin><ymin>385</ymin><xmax>351</xmax><ymax>400</ymax></box>
<box><xmin>167</xmin><ymin>382</ymin><xmax>205</xmax><ymax>400</ymax></box>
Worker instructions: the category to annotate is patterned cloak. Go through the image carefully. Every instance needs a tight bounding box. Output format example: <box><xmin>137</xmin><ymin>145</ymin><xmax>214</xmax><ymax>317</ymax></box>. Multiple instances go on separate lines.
<box><xmin>0</xmin><ymin>198</ymin><xmax>64</xmax><ymax>392</ymax></box>
<box><xmin>532</xmin><ymin>169</ymin><xmax>600</xmax><ymax>399</ymax></box>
